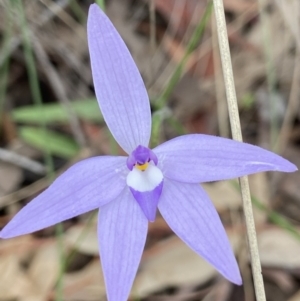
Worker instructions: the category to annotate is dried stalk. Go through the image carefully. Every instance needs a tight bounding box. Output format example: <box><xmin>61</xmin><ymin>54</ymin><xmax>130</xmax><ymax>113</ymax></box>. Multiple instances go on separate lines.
<box><xmin>33</xmin><ymin>38</ymin><xmax>87</xmax><ymax>148</ymax></box>
<box><xmin>0</xmin><ymin>148</ymin><xmax>92</xmax><ymax>208</ymax></box>
<box><xmin>0</xmin><ymin>147</ymin><xmax>46</xmax><ymax>174</ymax></box>
<box><xmin>276</xmin><ymin>49</ymin><xmax>300</xmax><ymax>153</ymax></box>
<box><xmin>212</xmin><ymin>1</ymin><xmax>266</xmax><ymax>300</ymax></box>
<box><xmin>211</xmin><ymin>14</ymin><xmax>228</xmax><ymax>138</ymax></box>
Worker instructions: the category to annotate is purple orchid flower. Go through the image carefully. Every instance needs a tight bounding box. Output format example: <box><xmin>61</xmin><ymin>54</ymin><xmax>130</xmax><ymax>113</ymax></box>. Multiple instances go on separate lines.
<box><xmin>0</xmin><ymin>4</ymin><xmax>297</xmax><ymax>301</ymax></box>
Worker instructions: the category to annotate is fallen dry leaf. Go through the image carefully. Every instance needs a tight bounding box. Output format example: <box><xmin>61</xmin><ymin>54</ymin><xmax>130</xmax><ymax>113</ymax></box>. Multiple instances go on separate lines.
<box><xmin>63</xmin><ymin>259</ymin><xmax>105</xmax><ymax>301</ymax></box>
<box><xmin>133</xmin><ymin>231</ymin><xmax>240</xmax><ymax>298</ymax></box>
<box><xmin>28</xmin><ymin>240</ymin><xmax>61</xmax><ymax>300</ymax></box>
<box><xmin>249</xmin><ymin>173</ymin><xmax>270</xmax><ymax>224</ymax></box>
<box><xmin>133</xmin><ymin>236</ymin><xmax>224</xmax><ymax>298</ymax></box>
<box><xmin>204</xmin><ymin>174</ymin><xmax>270</xmax><ymax>224</ymax></box>
<box><xmin>0</xmin><ymin>254</ymin><xmax>40</xmax><ymax>301</ymax></box>
<box><xmin>258</xmin><ymin>227</ymin><xmax>300</xmax><ymax>268</ymax></box>
<box><xmin>0</xmin><ymin>161</ymin><xmax>22</xmax><ymax>197</ymax></box>
<box><xmin>0</xmin><ymin>235</ymin><xmax>35</xmax><ymax>259</ymax></box>
<box><xmin>202</xmin><ymin>181</ymin><xmax>241</xmax><ymax>212</ymax></box>
<box><xmin>202</xmin><ymin>278</ymin><xmax>233</xmax><ymax>301</ymax></box>
<box><xmin>287</xmin><ymin>289</ymin><xmax>300</xmax><ymax>301</ymax></box>
<box><xmin>223</xmin><ymin>0</ymin><xmax>257</xmax><ymax>15</ymax></box>
<box><xmin>64</xmin><ymin>223</ymin><xmax>99</xmax><ymax>256</ymax></box>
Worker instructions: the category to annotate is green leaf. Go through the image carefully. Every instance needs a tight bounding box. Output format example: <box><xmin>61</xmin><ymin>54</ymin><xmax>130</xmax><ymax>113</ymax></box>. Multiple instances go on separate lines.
<box><xmin>241</xmin><ymin>92</ymin><xmax>255</xmax><ymax>110</ymax></box>
<box><xmin>12</xmin><ymin>98</ymin><xmax>102</xmax><ymax>124</ymax></box>
<box><xmin>19</xmin><ymin>126</ymin><xmax>80</xmax><ymax>158</ymax></box>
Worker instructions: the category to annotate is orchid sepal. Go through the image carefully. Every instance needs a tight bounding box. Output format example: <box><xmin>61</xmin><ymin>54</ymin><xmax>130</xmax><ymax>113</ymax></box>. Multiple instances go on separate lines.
<box><xmin>87</xmin><ymin>4</ymin><xmax>151</xmax><ymax>154</ymax></box>
<box><xmin>154</xmin><ymin>134</ymin><xmax>297</xmax><ymax>183</ymax></box>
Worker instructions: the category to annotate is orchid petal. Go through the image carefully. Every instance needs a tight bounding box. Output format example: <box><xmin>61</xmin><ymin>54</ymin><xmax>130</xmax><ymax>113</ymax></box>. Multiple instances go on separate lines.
<box><xmin>98</xmin><ymin>188</ymin><xmax>148</xmax><ymax>301</ymax></box>
<box><xmin>158</xmin><ymin>179</ymin><xmax>242</xmax><ymax>285</ymax></box>
<box><xmin>87</xmin><ymin>4</ymin><xmax>151</xmax><ymax>154</ymax></box>
<box><xmin>0</xmin><ymin>156</ymin><xmax>127</xmax><ymax>238</ymax></box>
<box><xmin>129</xmin><ymin>182</ymin><xmax>163</xmax><ymax>222</ymax></box>
<box><xmin>154</xmin><ymin>134</ymin><xmax>297</xmax><ymax>183</ymax></box>
<box><xmin>127</xmin><ymin>164</ymin><xmax>164</xmax><ymax>221</ymax></box>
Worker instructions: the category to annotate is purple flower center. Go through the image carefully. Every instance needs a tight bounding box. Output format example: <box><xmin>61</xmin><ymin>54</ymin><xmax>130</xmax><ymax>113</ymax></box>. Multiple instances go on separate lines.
<box><xmin>126</xmin><ymin>145</ymin><xmax>158</xmax><ymax>170</ymax></box>
<box><xmin>126</xmin><ymin>145</ymin><xmax>163</xmax><ymax>221</ymax></box>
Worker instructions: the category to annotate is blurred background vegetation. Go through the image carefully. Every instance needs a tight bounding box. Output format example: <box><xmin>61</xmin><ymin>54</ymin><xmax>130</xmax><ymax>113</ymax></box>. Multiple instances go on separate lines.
<box><xmin>0</xmin><ymin>0</ymin><xmax>300</xmax><ymax>301</ymax></box>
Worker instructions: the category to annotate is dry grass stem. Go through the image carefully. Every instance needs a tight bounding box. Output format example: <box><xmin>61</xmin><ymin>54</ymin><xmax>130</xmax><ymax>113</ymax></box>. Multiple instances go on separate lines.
<box><xmin>149</xmin><ymin>0</ymin><xmax>156</xmax><ymax>82</ymax></box>
<box><xmin>148</xmin><ymin>1</ymin><xmax>203</xmax><ymax>95</ymax></box>
<box><xmin>38</xmin><ymin>0</ymin><xmax>86</xmax><ymax>39</ymax></box>
<box><xmin>148</xmin><ymin>2</ymin><xmax>256</xmax><ymax>97</ymax></box>
<box><xmin>276</xmin><ymin>49</ymin><xmax>300</xmax><ymax>153</ymax></box>
<box><xmin>213</xmin><ymin>0</ymin><xmax>266</xmax><ymax>300</ymax></box>
<box><xmin>0</xmin><ymin>148</ymin><xmax>46</xmax><ymax>174</ymax></box>
<box><xmin>211</xmin><ymin>14</ymin><xmax>228</xmax><ymax>138</ymax></box>
<box><xmin>274</xmin><ymin>0</ymin><xmax>300</xmax><ymax>50</ymax></box>
<box><xmin>0</xmin><ymin>149</ymin><xmax>92</xmax><ymax>208</ymax></box>
<box><xmin>33</xmin><ymin>38</ymin><xmax>87</xmax><ymax>148</ymax></box>
<box><xmin>275</xmin><ymin>2</ymin><xmax>300</xmax><ymax>153</ymax></box>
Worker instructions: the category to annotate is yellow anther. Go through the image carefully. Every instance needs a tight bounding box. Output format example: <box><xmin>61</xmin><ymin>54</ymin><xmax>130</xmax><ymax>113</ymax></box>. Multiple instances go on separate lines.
<box><xmin>135</xmin><ymin>162</ymin><xmax>149</xmax><ymax>171</ymax></box>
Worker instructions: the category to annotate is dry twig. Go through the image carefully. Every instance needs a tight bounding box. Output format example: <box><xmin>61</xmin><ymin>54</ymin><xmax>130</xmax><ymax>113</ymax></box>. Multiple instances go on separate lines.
<box><xmin>213</xmin><ymin>0</ymin><xmax>266</xmax><ymax>300</ymax></box>
<box><xmin>0</xmin><ymin>147</ymin><xmax>46</xmax><ymax>174</ymax></box>
<box><xmin>33</xmin><ymin>38</ymin><xmax>87</xmax><ymax>148</ymax></box>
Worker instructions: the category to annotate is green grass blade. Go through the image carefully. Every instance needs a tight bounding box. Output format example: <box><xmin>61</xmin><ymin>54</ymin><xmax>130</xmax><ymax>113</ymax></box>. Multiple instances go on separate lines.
<box><xmin>19</xmin><ymin>126</ymin><xmax>80</xmax><ymax>159</ymax></box>
<box><xmin>231</xmin><ymin>181</ymin><xmax>300</xmax><ymax>241</ymax></box>
<box><xmin>12</xmin><ymin>98</ymin><xmax>102</xmax><ymax>124</ymax></box>
<box><xmin>95</xmin><ymin>0</ymin><xmax>105</xmax><ymax>11</ymax></box>
<box><xmin>14</xmin><ymin>1</ymin><xmax>64</xmax><ymax>300</ymax></box>
<box><xmin>0</xmin><ymin>2</ymin><xmax>13</xmax><ymax>126</ymax></box>
<box><xmin>155</xmin><ymin>1</ymin><xmax>213</xmax><ymax>109</ymax></box>
<box><xmin>69</xmin><ymin>0</ymin><xmax>86</xmax><ymax>24</ymax></box>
